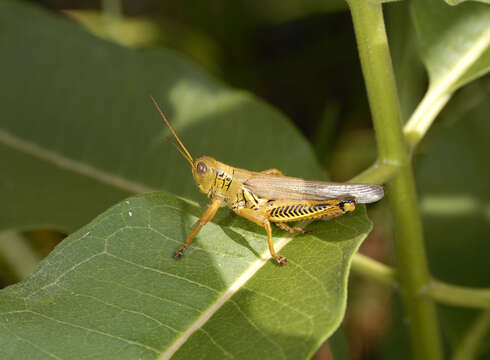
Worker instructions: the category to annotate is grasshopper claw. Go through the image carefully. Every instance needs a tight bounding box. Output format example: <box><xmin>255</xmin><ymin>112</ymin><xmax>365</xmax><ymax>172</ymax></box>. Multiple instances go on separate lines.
<box><xmin>275</xmin><ymin>256</ymin><xmax>288</xmax><ymax>266</ymax></box>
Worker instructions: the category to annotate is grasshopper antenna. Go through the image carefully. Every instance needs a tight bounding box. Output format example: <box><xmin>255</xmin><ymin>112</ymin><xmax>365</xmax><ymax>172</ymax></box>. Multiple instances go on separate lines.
<box><xmin>166</xmin><ymin>138</ymin><xmax>194</xmax><ymax>168</ymax></box>
<box><xmin>151</xmin><ymin>96</ymin><xmax>194</xmax><ymax>167</ymax></box>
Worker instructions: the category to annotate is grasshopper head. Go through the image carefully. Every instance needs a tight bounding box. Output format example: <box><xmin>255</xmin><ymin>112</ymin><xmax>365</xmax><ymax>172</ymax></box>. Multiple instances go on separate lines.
<box><xmin>192</xmin><ymin>155</ymin><xmax>218</xmax><ymax>196</ymax></box>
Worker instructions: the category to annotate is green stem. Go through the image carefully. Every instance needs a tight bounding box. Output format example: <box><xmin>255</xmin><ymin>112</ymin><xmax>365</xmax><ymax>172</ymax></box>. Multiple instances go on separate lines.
<box><xmin>403</xmin><ymin>91</ymin><xmax>451</xmax><ymax>149</ymax></box>
<box><xmin>349</xmin><ymin>159</ymin><xmax>398</xmax><ymax>184</ymax></box>
<box><xmin>352</xmin><ymin>254</ymin><xmax>490</xmax><ymax>309</ymax></box>
<box><xmin>351</xmin><ymin>253</ymin><xmax>397</xmax><ymax>286</ymax></box>
<box><xmin>452</xmin><ymin>310</ymin><xmax>490</xmax><ymax>360</ymax></box>
<box><xmin>345</xmin><ymin>4</ymin><xmax>407</xmax><ymax>164</ymax></box>
<box><xmin>347</xmin><ymin>1</ymin><xmax>443</xmax><ymax>359</ymax></box>
<box><xmin>426</xmin><ymin>281</ymin><xmax>490</xmax><ymax>310</ymax></box>
<box><xmin>388</xmin><ymin>167</ymin><xmax>444</xmax><ymax>359</ymax></box>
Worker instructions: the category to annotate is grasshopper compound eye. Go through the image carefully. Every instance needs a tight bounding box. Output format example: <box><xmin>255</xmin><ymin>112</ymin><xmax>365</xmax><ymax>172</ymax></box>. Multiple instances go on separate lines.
<box><xmin>197</xmin><ymin>161</ymin><xmax>208</xmax><ymax>176</ymax></box>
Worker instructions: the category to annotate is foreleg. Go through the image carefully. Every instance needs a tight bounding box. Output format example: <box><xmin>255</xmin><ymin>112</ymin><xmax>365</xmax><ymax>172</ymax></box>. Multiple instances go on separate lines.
<box><xmin>174</xmin><ymin>198</ymin><xmax>222</xmax><ymax>259</ymax></box>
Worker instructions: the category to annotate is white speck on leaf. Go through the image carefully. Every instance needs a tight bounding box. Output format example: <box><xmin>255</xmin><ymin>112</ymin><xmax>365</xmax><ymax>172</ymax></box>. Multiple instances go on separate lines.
<box><xmin>128</xmin><ymin>211</ymin><xmax>133</xmax><ymax>217</ymax></box>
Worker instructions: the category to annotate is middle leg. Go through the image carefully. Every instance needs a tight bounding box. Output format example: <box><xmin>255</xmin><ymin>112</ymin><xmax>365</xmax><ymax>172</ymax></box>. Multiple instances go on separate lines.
<box><xmin>235</xmin><ymin>207</ymin><xmax>287</xmax><ymax>265</ymax></box>
<box><xmin>275</xmin><ymin>222</ymin><xmax>311</xmax><ymax>234</ymax></box>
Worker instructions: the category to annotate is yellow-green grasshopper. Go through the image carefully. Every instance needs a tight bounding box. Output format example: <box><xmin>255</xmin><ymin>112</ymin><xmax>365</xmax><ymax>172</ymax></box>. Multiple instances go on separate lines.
<box><xmin>152</xmin><ymin>97</ymin><xmax>384</xmax><ymax>265</ymax></box>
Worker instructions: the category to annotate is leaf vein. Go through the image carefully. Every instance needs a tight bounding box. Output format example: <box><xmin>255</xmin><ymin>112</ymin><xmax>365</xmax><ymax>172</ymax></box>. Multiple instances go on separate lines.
<box><xmin>104</xmin><ymin>252</ymin><xmax>221</xmax><ymax>294</ymax></box>
<box><xmin>55</xmin><ymin>283</ymin><xmax>180</xmax><ymax>333</ymax></box>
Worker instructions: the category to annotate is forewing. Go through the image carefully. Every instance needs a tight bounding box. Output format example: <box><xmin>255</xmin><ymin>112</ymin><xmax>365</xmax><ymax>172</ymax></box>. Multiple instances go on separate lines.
<box><xmin>244</xmin><ymin>175</ymin><xmax>384</xmax><ymax>204</ymax></box>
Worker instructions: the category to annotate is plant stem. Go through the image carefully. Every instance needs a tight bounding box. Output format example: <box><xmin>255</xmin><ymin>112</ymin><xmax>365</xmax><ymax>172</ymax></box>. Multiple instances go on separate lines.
<box><xmin>351</xmin><ymin>253</ymin><xmax>397</xmax><ymax>287</ymax></box>
<box><xmin>403</xmin><ymin>90</ymin><xmax>451</xmax><ymax>149</ymax></box>
<box><xmin>352</xmin><ymin>253</ymin><xmax>490</xmax><ymax>309</ymax></box>
<box><xmin>347</xmin><ymin>1</ymin><xmax>443</xmax><ymax>359</ymax></box>
<box><xmin>426</xmin><ymin>281</ymin><xmax>490</xmax><ymax>310</ymax></box>
<box><xmin>452</xmin><ymin>310</ymin><xmax>490</xmax><ymax>360</ymax></box>
<box><xmin>349</xmin><ymin>159</ymin><xmax>398</xmax><ymax>184</ymax></box>
<box><xmin>388</xmin><ymin>167</ymin><xmax>444</xmax><ymax>359</ymax></box>
<box><xmin>345</xmin><ymin>3</ymin><xmax>407</xmax><ymax>165</ymax></box>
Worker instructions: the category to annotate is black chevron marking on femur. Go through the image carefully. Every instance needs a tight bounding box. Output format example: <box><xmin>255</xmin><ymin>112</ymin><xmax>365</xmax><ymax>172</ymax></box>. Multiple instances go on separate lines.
<box><xmin>271</xmin><ymin>203</ymin><xmax>335</xmax><ymax>219</ymax></box>
<box><xmin>280</xmin><ymin>206</ymin><xmax>291</xmax><ymax>218</ymax></box>
<box><xmin>292</xmin><ymin>205</ymin><xmax>300</xmax><ymax>217</ymax></box>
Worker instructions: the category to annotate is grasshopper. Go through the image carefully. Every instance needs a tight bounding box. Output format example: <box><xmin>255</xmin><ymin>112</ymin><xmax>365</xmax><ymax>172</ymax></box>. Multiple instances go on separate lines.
<box><xmin>152</xmin><ymin>97</ymin><xmax>384</xmax><ymax>265</ymax></box>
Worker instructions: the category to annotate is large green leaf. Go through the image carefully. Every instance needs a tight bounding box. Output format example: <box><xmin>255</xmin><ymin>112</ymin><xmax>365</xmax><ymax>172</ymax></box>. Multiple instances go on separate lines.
<box><xmin>418</xmin><ymin>92</ymin><xmax>490</xmax><ymax>358</ymax></box>
<box><xmin>411</xmin><ymin>0</ymin><xmax>490</xmax><ymax>92</ymax></box>
<box><xmin>0</xmin><ymin>1</ymin><xmax>376</xmax><ymax>358</ymax></box>
<box><xmin>404</xmin><ymin>0</ymin><xmax>490</xmax><ymax>144</ymax></box>
<box><xmin>0</xmin><ymin>193</ymin><xmax>372</xmax><ymax>359</ymax></box>
<box><xmin>385</xmin><ymin>1</ymin><xmax>426</xmax><ymax>122</ymax></box>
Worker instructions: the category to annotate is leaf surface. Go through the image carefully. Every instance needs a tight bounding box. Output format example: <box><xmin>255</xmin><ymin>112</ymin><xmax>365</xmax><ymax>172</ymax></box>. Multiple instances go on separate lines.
<box><xmin>411</xmin><ymin>0</ymin><xmax>490</xmax><ymax>92</ymax></box>
<box><xmin>404</xmin><ymin>0</ymin><xmax>490</xmax><ymax>146</ymax></box>
<box><xmin>418</xmin><ymin>93</ymin><xmax>490</xmax><ymax>357</ymax></box>
<box><xmin>0</xmin><ymin>193</ymin><xmax>372</xmax><ymax>359</ymax></box>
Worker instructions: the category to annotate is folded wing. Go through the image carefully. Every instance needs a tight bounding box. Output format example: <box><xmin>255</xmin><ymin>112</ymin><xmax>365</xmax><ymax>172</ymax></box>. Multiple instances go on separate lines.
<box><xmin>244</xmin><ymin>175</ymin><xmax>384</xmax><ymax>204</ymax></box>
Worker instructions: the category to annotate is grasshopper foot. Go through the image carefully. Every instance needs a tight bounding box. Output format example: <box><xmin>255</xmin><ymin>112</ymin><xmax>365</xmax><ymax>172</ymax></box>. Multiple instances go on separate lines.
<box><xmin>274</xmin><ymin>256</ymin><xmax>288</xmax><ymax>266</ymax></box>
<box><xmin>173</xmin><ymin>245</ymin><xmax>188</xmax><ymax>259</ymax></box>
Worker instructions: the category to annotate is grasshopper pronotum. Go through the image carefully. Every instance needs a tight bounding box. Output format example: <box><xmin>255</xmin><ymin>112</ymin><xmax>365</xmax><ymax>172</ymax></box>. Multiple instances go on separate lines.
<box><xmin>152</xmin><ymin>97</ymin><xmax>384</xmax><ymax>265</ymax></box>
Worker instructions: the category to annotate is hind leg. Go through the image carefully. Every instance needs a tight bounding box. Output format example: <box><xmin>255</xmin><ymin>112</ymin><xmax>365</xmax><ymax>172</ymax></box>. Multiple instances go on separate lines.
<box><xmin>275</xmin><ymin>222</ymin><xmax>311</xmax><ymax>234</ymax></box>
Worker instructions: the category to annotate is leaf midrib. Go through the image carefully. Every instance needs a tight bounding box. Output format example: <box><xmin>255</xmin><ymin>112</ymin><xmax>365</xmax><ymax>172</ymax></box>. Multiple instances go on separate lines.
<box><xmin>0</xmin><ymin>129</ymin><xmax>155</xmax><ymax>194</ymax></box>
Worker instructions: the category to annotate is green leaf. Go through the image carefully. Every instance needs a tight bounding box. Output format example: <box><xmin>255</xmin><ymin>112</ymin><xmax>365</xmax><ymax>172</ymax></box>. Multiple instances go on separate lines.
<box><xmin>404</xmin><ymin>0</ymin><xmax>490</xmax><ymax>146</ymax></box>
<box><xmin>417</xmin><ymin>90</ymin><xmax>490</xmax><ymax>357</ymax></box>
<box><xmin>385</xmin><ymin>1</ymin><xmax>426</xmax><ymax>122</ymax></box>
<box><xmin>411</xmin><ymin>0</ymin><xmax>490</xmax><ymax>91</ymax></box>
<box><xmin>0</xmin><ymin>193</ymin><xmax>372</xmax><ymax>359</ymax></box>
<box><xmin>0</xmin><ymin>1</ymin><xmax>376</xmax><ymax>358</ymax></box>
